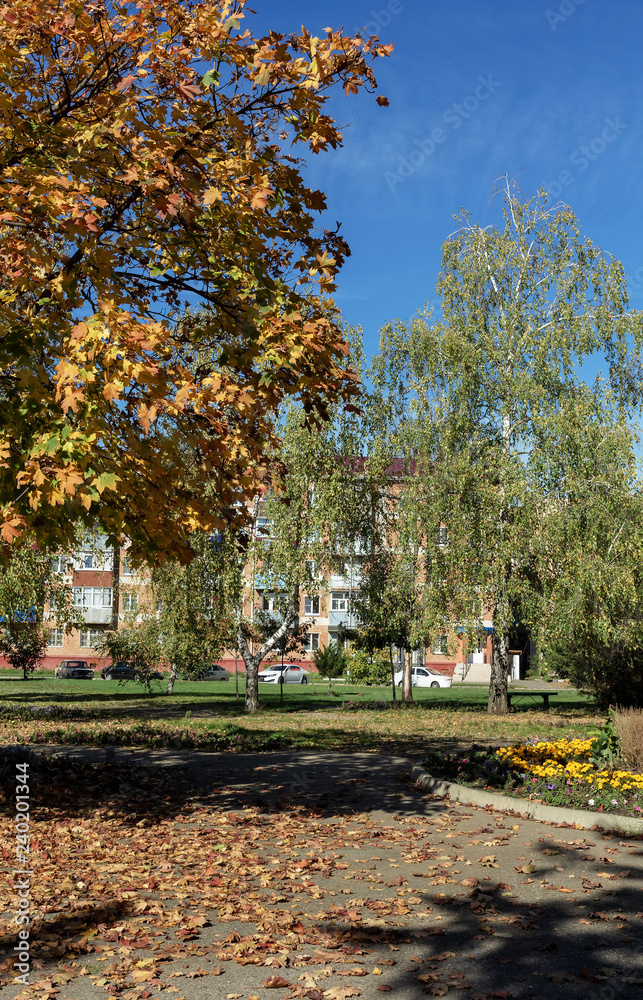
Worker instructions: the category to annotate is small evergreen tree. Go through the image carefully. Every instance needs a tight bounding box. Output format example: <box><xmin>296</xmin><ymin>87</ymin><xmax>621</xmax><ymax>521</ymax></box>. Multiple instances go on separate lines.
<box><xmin>313</xmin><ymin>643</ymin><xmax>347</xmax><ymax>695</ymax></box>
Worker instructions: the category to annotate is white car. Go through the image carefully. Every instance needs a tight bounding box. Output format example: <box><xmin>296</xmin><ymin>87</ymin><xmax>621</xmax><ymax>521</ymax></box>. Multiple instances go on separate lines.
<box><xmin>258</xmin><ymin>664</ymin><xmax>310</xmax><ymax>685</ymax></box>
<box><xmin>394</xmin><ymin>665</ymin><xmax>452</xmax><ymax>688</ymax></box>
<box><xmin>199</xmin><ymin>664</ymin><xmax>229</xmax><ymax>681</ymax></box>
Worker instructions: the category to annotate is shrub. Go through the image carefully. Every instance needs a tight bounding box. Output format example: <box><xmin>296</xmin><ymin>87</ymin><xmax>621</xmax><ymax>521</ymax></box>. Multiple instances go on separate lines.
<box><xmin>545</xmin><ymin>638</ymin><xmax>643</xmax><ymax>710</ymax></box>
<box><xmin>614</xmin><ymin>708</ymin><xmax>643</xmax><ymax>771</ymax></box>
<box><xmin>313</xmin><ymin>643</ymin><xmax>347</xmax><ymax>694</ymax></box>
<box><xmin>345</xmin><ymin>647</ymin><xmax>391</xmax><ymax>686</ymax></box>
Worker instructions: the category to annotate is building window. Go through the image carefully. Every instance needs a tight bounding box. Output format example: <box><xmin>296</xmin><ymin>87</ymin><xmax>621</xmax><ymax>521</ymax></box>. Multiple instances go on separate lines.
<box><xmin>432</xmin><ymin>635</ymin><xmax>448</xmax><ymax>655</ymax></box>
<box><xmin>434</xmin><ymin>526</ymin><xmax>448</xmax><ymax>546</ymax></box>
<box><xmin>304</xmin><ymin>632</ymin><xmax>319</xmax><ymax>652</ymax></box>
<box><xmin>121</xmin><ymin>554</ymin><xmax>133</xmax><ymax>575</ymax></box>
<box><xmin>304</xmin><ymin>595</ymin><xmax>320</xmax><ymax>615</ymax></box>
<box><xmin>48</xmin><ymin>628</ymin><xmax>64</xmax><ymax>647</ymax></box>
<box><xmin>412</xmin><ymin>648</ymin><xmax>425</xmax><ymax>665</ymax></box>
<box><xmin>80</xmin><ymin>628</ymin><xmax>105</xmax><ymax>648</ymax></box>
<box><xmin>256</xmin><ymin>517</ymin><xmax>272</xmax><ymax>537</ymax></box>
<box><xmin>73</xmin><ymin>587</ymin><xmax>112</xmax><ymax>608</ymax></box>
<box><xmin>262</xmin><ymin>594</ymin><xmax>276</xmax><ymax>612</ymax></box>
<box><xmin>328</xmin><ymin>630</ymin><xmax>349</xmax><ymax>650</ymax></box>
<box><xmin>331</xmin><ymin>592</ymin><xmax>350</xmax><ymax>612</ymax></box>
<box><xmin>122</xmin><ymin>593</ymin><xmax>138</xmax><ymax>612</ymax></box>
<box><xmin>51</xmin><ymin>556</ymin><xmax>66</xmax><ymax>574</ymax></box>
<box><xmin>305</xmin><ymin>560</ymin><xmax>318</xmax><ymax>578</ymax></box>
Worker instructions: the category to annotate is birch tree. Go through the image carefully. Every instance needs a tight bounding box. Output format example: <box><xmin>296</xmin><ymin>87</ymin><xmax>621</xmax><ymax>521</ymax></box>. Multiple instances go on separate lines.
<box><xmin>238</xmin><ymin>391</ymin><xmax>365</xmax><ymax>713</ymax></box>
<box><xmin>370</xmin><ymin>185</ymin><xmax>643</xmax><ymax>713</ymax></box>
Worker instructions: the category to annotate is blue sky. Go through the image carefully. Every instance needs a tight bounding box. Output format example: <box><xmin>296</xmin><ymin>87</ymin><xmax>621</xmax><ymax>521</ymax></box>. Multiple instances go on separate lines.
<box><xmin>250</xmin><ymin>0</ymin><xmax>643</xmax><ymax>362</ymax></box>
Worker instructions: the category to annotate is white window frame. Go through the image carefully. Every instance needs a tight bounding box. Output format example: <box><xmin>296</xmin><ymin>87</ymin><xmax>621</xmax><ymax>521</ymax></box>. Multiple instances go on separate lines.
<box><xmin>122</xmin><ymin>592</ymin><xmax>138</xmax><ymax>612</ymax></box>
<box><xmin>73</xmin><ymin>587</ymin><xmax>112</xmax><ymax>608</ymax></box>
<box><xmin>51</xmin><ymin>556</ymin><xmax>66</xmax><ymax>574</ymax></box>
<box><xmin>48</xmin><ymin>628</ymin><xmax>64</xmax><ymax>647</ymax></box>
<box><xmin>80</xmin><ymin>628</ymin><xmax>105</xmax><ymax>648</ymax></box>
<box><xmin>331</xmin><ymin>591</ymin><xmax>350</xmax><ymax>612</ymax></box>
<box><xmin>120</xmin><ymin>554</ymin><xmax>134</xmax><ymax>576</ymax></box>
<box><xmin>432</xmin><ymin>634</ymin><xmax>448</xmax><ymax>655</ymax></box>
<box><xmin>434</xmin><ymin>526</ymin><xmax>448</xmax><ymax>546</ymax></box>
<box><xmin>304</xmin><ymin>632</ymin><xmax>319</xmax><ymax>652</ymax></box>
<box><xmin>304</xmin><ymin>595</ymin><xmax>320</xmax><ymax>615</ymax></box>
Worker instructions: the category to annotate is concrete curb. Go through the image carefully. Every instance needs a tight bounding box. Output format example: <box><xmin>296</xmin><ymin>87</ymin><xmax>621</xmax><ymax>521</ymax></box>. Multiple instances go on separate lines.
<box><xmin>410</xmin><ymin>764</ymin><xmax>643</xmax><ymax>835</ymax></box>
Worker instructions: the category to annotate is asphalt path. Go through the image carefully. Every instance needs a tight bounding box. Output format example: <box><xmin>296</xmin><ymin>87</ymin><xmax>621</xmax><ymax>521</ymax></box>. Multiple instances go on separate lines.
<box><xmin>1</xmin><ymin>746</ymin><xmax>642</xmax><ymax>1000</ymax></box>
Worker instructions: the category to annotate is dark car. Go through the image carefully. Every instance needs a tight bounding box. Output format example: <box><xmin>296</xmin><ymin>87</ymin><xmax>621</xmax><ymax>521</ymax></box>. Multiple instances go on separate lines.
<box><xmin>55</xmin><ymin>660</ymin><xmax>94</xmax><ymax>679</ymax></box>
<box><xmin>101</xmin><ymin>662</ymin><xmax>163</xmax><ymax>680</ymax></box>
<box><xmin>101</xmin><ymin>662</ymin><xmax>135</xmax><ymax>680</ymax></box>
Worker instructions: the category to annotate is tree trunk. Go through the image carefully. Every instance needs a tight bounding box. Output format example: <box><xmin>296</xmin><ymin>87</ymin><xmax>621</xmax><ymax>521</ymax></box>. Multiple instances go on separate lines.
<box><xmin>488</xmin><ymin>627</ymin><xmax>509</xmax><ymax>714</ymax></box>
<box><xmin>244</xmin><ymin>655</ymin><xmax>260</xmax><ymax>713</ymax></box>
<box><xmin>166</xmin><ymin>662</ymin><xmax>178</xmax><ymax>695</ymax></box>
<box><xmin>237</xmin><ymin>609</ymin><xmax>296</xmax><ymax>714</ymax></box>
<box><xmin>390</xmin><ymin>645</ymin><xmax>396</xmax><ymax>703</ymax></box>
<box><xmin>402</xmin><ymin>648</ymin><xmax>413</xmax><ymax>703</ymax></box>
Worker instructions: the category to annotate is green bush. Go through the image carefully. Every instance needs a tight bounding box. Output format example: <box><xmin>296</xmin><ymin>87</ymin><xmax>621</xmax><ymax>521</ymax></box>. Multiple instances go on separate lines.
<box><xmin>545</xmin><ymin>638</ymin><xmax>643</xmax><ymax>710</ymax></box>
<box><xmin>345</xmin><ymin>647</ymin><xmax>391</xmax><ymax>686</ymax></box>
<box><xmin>313</xmin><ymin>643</ymin><xmax>347</xmax><ymax>694</ymax></box>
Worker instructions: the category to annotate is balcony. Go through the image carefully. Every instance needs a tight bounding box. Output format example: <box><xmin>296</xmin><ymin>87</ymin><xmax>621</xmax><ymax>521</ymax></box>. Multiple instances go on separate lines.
<box><xmin>78</xmin><ymin>607</ymin><xmax>113</xmax><ymax>625</ymax></box>
<box><xmin>329</xmin><ymin>609</ymin><xmax>361</xmax><ymax>628</ymax></box>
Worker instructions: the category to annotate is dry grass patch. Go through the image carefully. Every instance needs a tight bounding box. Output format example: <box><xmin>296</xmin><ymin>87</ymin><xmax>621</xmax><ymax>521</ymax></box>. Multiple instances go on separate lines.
<box><xmin>614</xmin><ymin>707</ymin><xmax>643</xmax><ymax>771</ymax></box>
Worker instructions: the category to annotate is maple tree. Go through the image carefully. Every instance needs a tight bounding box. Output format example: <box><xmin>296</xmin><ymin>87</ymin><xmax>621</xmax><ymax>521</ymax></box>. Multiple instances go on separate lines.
<box><xmin>0</xmin><ymin>0</ymin><xmax>390</xmax><ymax>561</ymax></box>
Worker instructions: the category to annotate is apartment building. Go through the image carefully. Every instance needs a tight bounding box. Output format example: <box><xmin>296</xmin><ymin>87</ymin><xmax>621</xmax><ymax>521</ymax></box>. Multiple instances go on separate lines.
<box><xmin>39</xmin><ymin>538</ymin><xmax>146</xmax><ymax>670</ymax></box>
<box><xmin>9</xmin><ymin>515</ymin><xmax>506</xmax><ymax>680</ymax></box>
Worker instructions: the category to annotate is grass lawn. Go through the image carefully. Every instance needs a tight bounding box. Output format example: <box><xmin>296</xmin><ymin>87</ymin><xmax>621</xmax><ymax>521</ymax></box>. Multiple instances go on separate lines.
<box><xmin>0</xmin><ymin>671</ymin><xmax>602</xmax><ymax>753</ymax></box>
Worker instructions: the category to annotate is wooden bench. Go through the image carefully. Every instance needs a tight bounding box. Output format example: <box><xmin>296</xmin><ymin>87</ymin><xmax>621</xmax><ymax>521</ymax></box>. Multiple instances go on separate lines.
<box><xmin>507</xmin><ymin>690</ymin><xmax>559</xmax><ymax>712</ymax></box>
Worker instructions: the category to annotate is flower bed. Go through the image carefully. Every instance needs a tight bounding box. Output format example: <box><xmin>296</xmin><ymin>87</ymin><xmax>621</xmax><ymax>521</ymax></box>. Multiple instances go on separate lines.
<box><xmin>424</xmin><ymin>737</ymin><xmax>643</xmax><ymax>818</ymax></box>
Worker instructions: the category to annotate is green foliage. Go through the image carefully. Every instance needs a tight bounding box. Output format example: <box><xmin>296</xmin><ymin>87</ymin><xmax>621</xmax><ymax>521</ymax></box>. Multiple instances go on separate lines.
<box><xmin>97</xmin><ymin>620</ymin><xmax>163</xmax><ymax>687</ymax></box>
<box><xmin>588</xmin><ymin>710</ymin><xmax>620</xmax><ymax>769</ymax></box>
<box><xmin>368</xmin><ymin>182</ymin><xmax>643</xmax><ymax>714</ymax></box>
<box><xmin>313</xmin><ymin>643</ymin><xmax>347</xmax><ymax>693</ymax></box>
<box><xmin>345</xmin><ymin>647</ymin><xmax>390</xmax><ymax>686</ymax></box>
<box><xmin>101</xmin><ymin>531</ymin><xmax>241</xmax><ymax>692</ymax></box>
<box><xmin>548</xmin><ymin>636</ymin><xmax>643</xmax><ymax>711</ymax></box>
<box><xmin>0</xmin><ymin>539</ymin><xmax>73</xmax><ymax>678</ymax></box>
<box><xmin>237</xmin><ymin>376</ymin><xmax>367</xmax><ymax>712</ymax></box>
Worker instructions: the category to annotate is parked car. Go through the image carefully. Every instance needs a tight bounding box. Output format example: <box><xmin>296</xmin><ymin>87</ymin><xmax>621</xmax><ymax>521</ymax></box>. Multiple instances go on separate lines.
<box><xmin>55</xmin><ymin>660</ymin><xmax>94</xmax><ymax>679</ymax></box>
<box><xmin>258</xmin><ymin>664</ymin><xmax>310</xmax><ymax>685</ymax></box>
<box><xmin>199</xmin><ymin>664</ymin><xmax>229</xmax><ymax>681</ymax></box>
<box><xmin>101</xmin><ymin>662</ymin><xmax>163</xmax><ymax>680</ymax></box>
<box><xmin>101</xmin><ymin>662</ymin><xmax>135</xmax><ymax>680</ymax></box>
<box><xmin>394</xmin><ymin>665</ymin><xmax>452</xmax><ymax>689</ymax></box>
